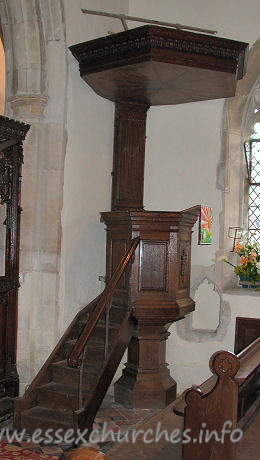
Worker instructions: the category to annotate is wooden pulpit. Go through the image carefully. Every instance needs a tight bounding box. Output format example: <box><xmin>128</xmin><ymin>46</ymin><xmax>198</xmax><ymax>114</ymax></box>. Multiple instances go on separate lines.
<box><xmin>70</xmin><ymin>25</ymin><xmax>248</xmax><ymax>407</ymax></box>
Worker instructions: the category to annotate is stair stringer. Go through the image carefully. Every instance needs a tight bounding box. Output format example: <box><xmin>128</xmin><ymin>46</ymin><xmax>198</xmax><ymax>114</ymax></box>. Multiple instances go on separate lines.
<box><xmin>14</xmin><ymin>295</ymin><xmax>101</xmax><ymax>429</ymax></box>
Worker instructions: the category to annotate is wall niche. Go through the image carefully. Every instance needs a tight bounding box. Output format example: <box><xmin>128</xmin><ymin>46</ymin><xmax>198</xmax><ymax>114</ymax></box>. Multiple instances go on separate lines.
<box><xmin>177</xmin><ymin>271</ymin><xmax>231</xmax><ymax>342</ymax></box>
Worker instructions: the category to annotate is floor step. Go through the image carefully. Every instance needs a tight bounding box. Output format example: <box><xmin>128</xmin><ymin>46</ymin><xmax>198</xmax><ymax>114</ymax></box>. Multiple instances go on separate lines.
<box><xmin>51</xmin><ymin>360</ymin><xmax>99</xmax><ymax>387</ymax></box>
<box><xmin>21</xmin><ymin>406</ymin><xmax>73</xmax><ymax>436</ymax></box>
<box><xmin>37</xmin><ymin>382</ymin><xmax>88</xmax><ymax>412</ymax></box>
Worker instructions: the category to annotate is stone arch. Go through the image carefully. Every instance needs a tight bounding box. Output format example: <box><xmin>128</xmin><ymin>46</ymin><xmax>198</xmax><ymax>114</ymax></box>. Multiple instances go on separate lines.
<box><xmin>0</xmin><ymin>0</ymin><xmax>45</xmax><ymax>100</ymax></box>
<box><xmin>218</xmin><ymin>39</ymin><xmax>260</xmax><ymax>288</ymax></box>
<box><xmin>0</xmin><ymin>0</ymin><xmax>68</xmax><ymax>393</ymax></box>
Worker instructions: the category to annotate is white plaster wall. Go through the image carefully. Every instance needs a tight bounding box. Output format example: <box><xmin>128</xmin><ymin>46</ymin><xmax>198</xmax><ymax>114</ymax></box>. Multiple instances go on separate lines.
<box><xmin>59</xmin><ymin>0</ymin><xmax>129</xmax><ymax>329</ymax></box>
<box><xmin>144</xmin><ymin>100</ymin><xmax>223</xmax><ymax>267</ymax></box>
<box><xmin>129</xmin><ymin>0</ymin><xmax>260</xmax><ymax>45</ymax></box>
<box><xmin>170</xmin><ymin>291</ymin><xmax>260</xmax><ymax>394</ymax></box>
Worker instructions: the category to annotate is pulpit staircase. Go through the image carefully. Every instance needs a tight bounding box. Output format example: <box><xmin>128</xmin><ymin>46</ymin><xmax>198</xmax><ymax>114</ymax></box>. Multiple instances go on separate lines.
<box><xmin>14</xmin><ymin>238</ymin><xmax>139</xmax><ymax>436</ymax></box>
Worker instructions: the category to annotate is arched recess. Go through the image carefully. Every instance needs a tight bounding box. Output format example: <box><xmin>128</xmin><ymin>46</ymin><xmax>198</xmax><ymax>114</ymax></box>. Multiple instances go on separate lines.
<box><xmin>218</xmin><ymin>38</ymin><xmax>260</xmax><ymax>289</ymax></box>
<box><xmin>0</xmin><ymin>0</ymin><xmax>68</xmax><ymax>393</ymax></box>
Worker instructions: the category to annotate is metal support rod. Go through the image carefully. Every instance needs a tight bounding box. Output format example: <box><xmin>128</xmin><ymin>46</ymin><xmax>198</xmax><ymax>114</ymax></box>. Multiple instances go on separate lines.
<box><xmin>81</xmin><ymin>9</ymin><xmax>218</xmax><ymax>35</ymax></box>
<box><xmin>78</xmin><ymin>313</ymin><xmax>89</xmax><ymax>410</ymax></box>
<box><xmin>120</xmin><ymin>14</ymin><xmax>128</xmax><ymax>31</ymax></box>
<box><xmin>104</xmin><ymin>299</ymin><xmax>112</xmax><ymax>361</ymax></box>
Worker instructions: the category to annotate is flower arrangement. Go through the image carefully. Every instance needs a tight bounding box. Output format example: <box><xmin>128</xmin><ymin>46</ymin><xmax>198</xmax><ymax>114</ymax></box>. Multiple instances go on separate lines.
<box><xmin>219</xmin><ymin>240</ymin><xmax>260</xmax><ymax>285</ymax></box>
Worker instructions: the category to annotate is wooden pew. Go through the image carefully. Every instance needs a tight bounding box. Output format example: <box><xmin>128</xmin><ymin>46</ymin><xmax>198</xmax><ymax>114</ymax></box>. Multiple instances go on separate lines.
<box><xmin>174</xmin><ymin>337</ymin><xmax>260</xmax><ymax>460</ymax></box>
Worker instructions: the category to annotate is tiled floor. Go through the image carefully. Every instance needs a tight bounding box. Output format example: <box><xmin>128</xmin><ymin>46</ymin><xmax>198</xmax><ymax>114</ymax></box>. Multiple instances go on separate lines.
<box><xmin>0</xmin><ymin>394</ymin><xmax>259</xmax><ymax>459</ymax></box>
<box><xmin>0</xmin><ymin>392</ymin><xmax>159</xmax><ymax>458</ymax></box>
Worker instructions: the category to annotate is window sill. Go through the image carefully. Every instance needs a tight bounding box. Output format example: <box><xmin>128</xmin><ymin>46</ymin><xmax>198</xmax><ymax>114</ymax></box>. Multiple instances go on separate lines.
<box><xmin>223</xmin><ymin>288</ymin><xmax>260</xmax><ymax>296</ymax></box>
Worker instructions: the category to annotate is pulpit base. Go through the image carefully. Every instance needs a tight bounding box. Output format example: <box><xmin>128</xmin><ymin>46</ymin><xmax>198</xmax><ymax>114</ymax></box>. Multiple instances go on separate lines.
<box><xmin>114</xmin><ymin>364</ymin><xmax>176</xmax><ymax>409</ymax></box>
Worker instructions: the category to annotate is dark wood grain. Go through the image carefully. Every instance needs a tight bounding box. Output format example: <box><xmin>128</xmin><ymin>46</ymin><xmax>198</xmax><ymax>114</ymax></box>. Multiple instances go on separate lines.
<box><xmin>101</xmin><ymin>208</ymin><xmax>200</xmax><ymax>407</ymax></box>
<box><xmin>181</xmin><ymin>338</ymin><xmax>260</xmax><ymax>460</ymax></box>
<box><xmin>70</xmin><ymin>25</ymin><xmax>248</xmax><ymax>106</ymax></box>
<box><xmin>235</xmin><ymin>317</ymin><xmax>260</xmax><ymax>354</ymax></box>
<box><xmin>14</xmin><ymin>294</ymin><xmax>101</xmax><ymax>429</ymax></box>
<box><xmin>0</xmin><ymin>117</ymin><xmax>30</xmax><ymax>413</ymax></box>
<box><xmin>111</xmin><ymin>101</ymin><xmax>149</xmax><ymax>211</ymax></box>
<box><xmin>68</xmin><ymin>237</ymin><xmax>139</xmax><ymax>368</ymax></box>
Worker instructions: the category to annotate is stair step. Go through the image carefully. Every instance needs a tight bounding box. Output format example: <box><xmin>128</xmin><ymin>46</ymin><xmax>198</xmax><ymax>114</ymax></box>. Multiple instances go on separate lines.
<box><xmin>65</xmin><ymin>339</ymin><xmax>105</xmax><ymax>361</ymax></box>
<box><xmin>78</xmin><ymin>318</ymin><xmax>120</xmax><ymax>331</ymax></box>
<box><xmin>21</xmin><ymin>406</ymin><xmax>73</xmax><ymax>436</ymax></box>
<box><xmin>65</xmin><ymin>337</ymin><xmax>113</xmax><ymax>360</ymax></box>
<box><xmin>38</xmin><ymin>382</ymin><xmax>88</xmax><ymax>412</ymax></box>
<box><xmin>68</xmin><ymin>306</ymin><xmax>126</xmax><ymax>341</ymax></box>
<box><xmin>80</xmin><ymin>304</ymin><xmax>126</xmax><ymax>324</ymax></box>
<box><xmin>77</xmin><ymin>322</ymin><xmax>119</xmax><ymax>343</ymax></box>
<box><xmin>52</xmin><ymin>360</ymin><xmax>99</xmax><ymax>387</ymax></box>
<box><xmin>100</xmin><ymin>305</ymin><xmax>127</xmax><ymax>324</ymax></box>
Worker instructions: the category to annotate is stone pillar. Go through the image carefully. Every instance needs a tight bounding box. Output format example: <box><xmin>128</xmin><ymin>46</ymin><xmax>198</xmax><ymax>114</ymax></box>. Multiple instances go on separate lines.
<box><xmin>0</xmin><ymin>0</ymin><xmax>68</xmax><ymax>393</ymax></box>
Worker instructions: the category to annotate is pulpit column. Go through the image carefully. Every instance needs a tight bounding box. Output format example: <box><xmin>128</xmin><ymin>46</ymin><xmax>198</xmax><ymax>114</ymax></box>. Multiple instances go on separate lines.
<box><xmin>111</xmin><ymin>101</ymin><xmax>149</xmax><ymax>211</ymax></box>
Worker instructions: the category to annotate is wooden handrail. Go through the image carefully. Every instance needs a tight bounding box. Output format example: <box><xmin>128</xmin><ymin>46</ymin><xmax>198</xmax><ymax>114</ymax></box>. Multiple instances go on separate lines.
<box><xmin>68</xmin><ymin>237</ymin><xmax>140</xmax><ymax>368</ymax></box>
<box><xmin>237</xmin><ymin>335</ymin><xmax>260</xmax><ymax>360</ymax></box>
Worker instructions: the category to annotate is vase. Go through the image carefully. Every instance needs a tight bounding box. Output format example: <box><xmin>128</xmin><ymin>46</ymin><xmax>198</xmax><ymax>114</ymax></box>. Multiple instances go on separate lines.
<box><xmin>238</xmin><ymin>275</ymin><xmax>260</xmax><ymax>289</ymax></box>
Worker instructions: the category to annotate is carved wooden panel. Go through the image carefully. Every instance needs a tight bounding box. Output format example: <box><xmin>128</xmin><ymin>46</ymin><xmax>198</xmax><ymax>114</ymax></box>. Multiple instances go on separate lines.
<box><xmin>179</xmin><ymin>240</ymin><xmax>190</xmax><ymax>290</ymax></box>
<box><xmin>139</xmin><ymin>241</ymin><xmax>168</xmax><ymax>291</ymax></box>
<box><xmin>234</xmin><ymin>317</ymin><xmax>260</xmax><ymax>354</ymax></box>
<box><xmin>0</xmin><ymin>116</ymin><xmax>30</xmax><ymax>402</ymax></box>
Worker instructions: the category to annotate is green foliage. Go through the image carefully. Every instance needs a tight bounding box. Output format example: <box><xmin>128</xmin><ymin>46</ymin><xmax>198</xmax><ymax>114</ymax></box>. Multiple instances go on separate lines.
<box><xmin>233</xmin><ymin>241</ymin><xmax>260</xmax><ymax>283</ymax></box>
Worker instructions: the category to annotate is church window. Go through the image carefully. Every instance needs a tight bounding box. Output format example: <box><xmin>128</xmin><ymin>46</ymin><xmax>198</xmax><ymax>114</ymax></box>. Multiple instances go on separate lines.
<box><xmin>244</xmin><ymin>118</ymin><xmax>260</xmax><ymax>244</ymax></box>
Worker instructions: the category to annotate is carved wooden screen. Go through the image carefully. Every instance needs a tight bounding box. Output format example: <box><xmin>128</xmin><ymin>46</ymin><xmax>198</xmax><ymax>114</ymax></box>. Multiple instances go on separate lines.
<box><xmin>0</xmin><ymin>116</ymin><xmax>30</xmax><ymax>402</ymax></box>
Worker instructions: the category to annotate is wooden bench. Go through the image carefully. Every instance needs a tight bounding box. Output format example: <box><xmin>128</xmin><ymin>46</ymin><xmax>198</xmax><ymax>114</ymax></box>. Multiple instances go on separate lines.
<box><xmin>174</xmin><ymin>336</ymin><xmax>260</xmax><ymax>460</ymax></box>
